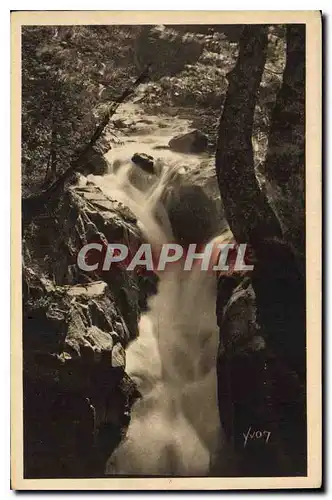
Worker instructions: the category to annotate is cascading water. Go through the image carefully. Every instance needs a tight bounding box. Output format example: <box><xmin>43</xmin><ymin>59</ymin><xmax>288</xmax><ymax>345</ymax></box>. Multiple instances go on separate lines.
<box><xmin>85</xmin><ymin>105</ymin><xmax>231</xmax><ymax>475</ymax></box>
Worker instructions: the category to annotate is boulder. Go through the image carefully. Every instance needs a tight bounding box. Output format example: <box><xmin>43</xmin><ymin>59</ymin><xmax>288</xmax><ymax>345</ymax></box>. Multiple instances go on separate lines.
<box><xmin>113</xmin><ymin>118</ymin><xmax>131</xmax><ymax>129</ymax></box>
<box><xmin>81</xmin><ymin>147</ymin><xmax>110</xmax><ymax>175</ymax></box>
<box><xmin>131</xmin><ymin>152</ymin><xmax>155</xmax><ymax>174</ymax></box>
<box><xmin>168</xmin><ymin>129</ymin><xmax>208</xmax><ymax>154</ymax></box>
<box><xmin>165</xmin><ymin>183</ymin><xmax>221</xmax><ymax>246</ymax></box>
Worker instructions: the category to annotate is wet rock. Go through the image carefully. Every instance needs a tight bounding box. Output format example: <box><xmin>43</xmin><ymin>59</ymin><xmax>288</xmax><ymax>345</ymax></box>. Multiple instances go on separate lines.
<box><xmin>131</xmin><ymin>152</ymin><xmax>155</xmax><ymax>174</ymax></box>
<box><xmin>113</xmin><ymin>118</ymin><xmax>130</xmax><ymax>129</ymax></box>
<box><xmin>153</xmin><ymin>144</ymin><xmax>169</xmax><ymax>150</ymax></box>
<box><xmin>84</xmin><ymin>325</ymin><xmax>114</xmax><ymax>354</ymax></box>
<box><xmin>112</xmin><ymin>342</ymin><xmax>126</xmax><ymax>369</ymax></box>
<box><xmin>137</xmin><ymin>118</ymin><xmax>154</xmax><ymax>125</ymax></box>
<box><xmin>168</xmin><ymin>129</ymin><xmax>208</xmax><ymax>154</ymax></box>
<box><xmin>165</xmin><ymin>183</ymin><xmax>221</xmax><ymax>246</ymax></box>
<box><xmin>81</xmin><ymin>147</ymin><xmax>110</xmax><ymax>175</ymax></box>
<box><xmin>65</xmin><ymin>281</ymin><xmax>108</xmax><ymax>298</ymax></box>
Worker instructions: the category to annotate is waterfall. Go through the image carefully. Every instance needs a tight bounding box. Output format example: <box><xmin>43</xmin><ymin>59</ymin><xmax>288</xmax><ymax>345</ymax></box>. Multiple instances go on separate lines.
<box><xmin>87</xmin><ymin>144</ymin><xmax>230</xmax><ymax>476</ymax></box>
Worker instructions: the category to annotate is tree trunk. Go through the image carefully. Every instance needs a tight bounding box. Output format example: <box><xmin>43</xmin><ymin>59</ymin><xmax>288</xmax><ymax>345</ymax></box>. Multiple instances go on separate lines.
<box><xmin>264</xmin><ymin>25</ymin><xmax>305</xmax><ymax>261</ymax></box>
<box><xmin>215</xmin><ymin>25</ymin><xmax>282</xmax><ymax>244</ymax></box>
<box><xmin>215</xmin><ymin>25</ymin><xmax>307</xmax><ymax>477</ymax></box>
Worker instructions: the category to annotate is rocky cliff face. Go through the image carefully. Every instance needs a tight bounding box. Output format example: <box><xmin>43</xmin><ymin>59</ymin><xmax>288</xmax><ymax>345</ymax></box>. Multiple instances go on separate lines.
<box><xmin>215</xmin><ymin>273</ymin><xmax>306</xmax><ymax>477</ymax></box>
<box><xmin>22</xmin><ymin>182</ymin><xmax>149</xmax><ymax>478</ymax></box>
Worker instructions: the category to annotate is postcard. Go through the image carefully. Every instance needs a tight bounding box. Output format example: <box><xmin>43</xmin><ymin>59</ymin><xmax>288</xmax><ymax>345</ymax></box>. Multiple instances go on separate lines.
<box><xmin>11</xmin><ymin>10</ymin><xmax>322</xmax><ymax>490</ymax></box>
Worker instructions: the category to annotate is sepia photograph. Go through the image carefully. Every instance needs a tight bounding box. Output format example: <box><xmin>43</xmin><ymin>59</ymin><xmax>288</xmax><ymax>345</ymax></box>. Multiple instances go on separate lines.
<box><xmin>11</xmin><ymin>10</ymin><xmax>321</xmax><ymax>490</ymax></box>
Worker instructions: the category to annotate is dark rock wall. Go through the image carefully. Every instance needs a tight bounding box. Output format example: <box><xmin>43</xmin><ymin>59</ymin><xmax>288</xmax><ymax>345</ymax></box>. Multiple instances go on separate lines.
<box><xmin>216</xmin><ymin>271</ymin><xmax>306</xmax><ymax>477</ymax></box>
<box><xmin>22</xmin><ymin>184</ymin><xmax>146</xmax><ymax>478</ymax></box>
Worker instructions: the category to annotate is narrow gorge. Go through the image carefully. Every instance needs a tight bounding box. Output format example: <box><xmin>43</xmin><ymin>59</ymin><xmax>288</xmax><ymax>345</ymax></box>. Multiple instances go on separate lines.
<box><xmin>21</xmin><ymin>23</ymin><xmax>306</xmax><ymax>479</ymax></box>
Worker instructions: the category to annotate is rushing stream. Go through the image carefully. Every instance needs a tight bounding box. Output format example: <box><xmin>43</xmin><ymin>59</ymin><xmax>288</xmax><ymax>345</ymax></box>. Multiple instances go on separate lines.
<box><xmin>87</xmin><ymin>104</ymin><xmax>230</xmax><ymax>475</ymax></box>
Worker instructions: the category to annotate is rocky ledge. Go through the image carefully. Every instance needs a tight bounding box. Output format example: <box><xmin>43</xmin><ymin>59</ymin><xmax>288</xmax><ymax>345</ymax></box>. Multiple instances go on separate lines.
<box><xmin>22</xmin><ymin>182</ymin><xmax>151</xmax><ymax>478</ymax></box>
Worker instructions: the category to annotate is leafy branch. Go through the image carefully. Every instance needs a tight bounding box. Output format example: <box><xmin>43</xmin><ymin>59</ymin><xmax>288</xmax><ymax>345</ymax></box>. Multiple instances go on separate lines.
<box><xmin>22</xmin><ymin>65</ymin><xmax>151</xmax><ymax>220</ymax></box>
